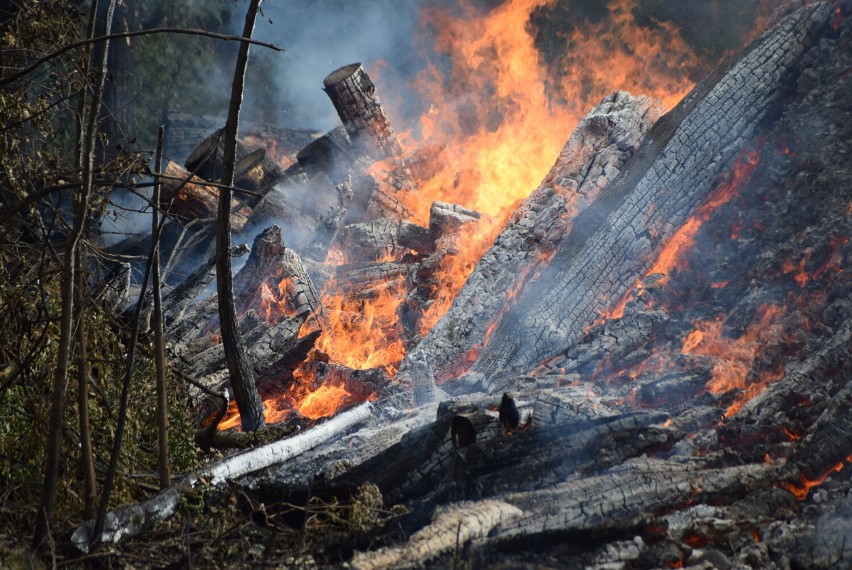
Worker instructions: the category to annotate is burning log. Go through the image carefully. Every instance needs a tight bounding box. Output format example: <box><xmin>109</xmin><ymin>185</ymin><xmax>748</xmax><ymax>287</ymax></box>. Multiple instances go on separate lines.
<box><xmin>233</xmin><ymin>225</ymin><xmax>326</xmax><ymax>326</ymax></box>
<box><xmin>333</xmin><ymin>261</ymin><xmax>410</xmax><ymax>300</ymax></box>
<box><xmin>427</xmin><ymin>201</ymin><xmax>481</xmax><ymax>241</ymax></box>
<box><xmin>391</xmin><ymin>91</ymin><xmax>662</xmax><ymax>394</ymax></box>
<box><xmin>322</xmin><ymin>63</ymin><xmax>402</xmax><ymax>159</ymax></box>
<box><xmin>458</xmin><ymin>4</ymin><xmax>833</xmax><ymax>388</ymax></box>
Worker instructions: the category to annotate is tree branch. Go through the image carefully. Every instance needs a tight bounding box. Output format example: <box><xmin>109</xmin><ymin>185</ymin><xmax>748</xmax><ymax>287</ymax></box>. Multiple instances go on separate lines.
<box><xmin>1</xmin><ymin>27</ymin><xmax>283</xmax><ymax>87</ymax></box>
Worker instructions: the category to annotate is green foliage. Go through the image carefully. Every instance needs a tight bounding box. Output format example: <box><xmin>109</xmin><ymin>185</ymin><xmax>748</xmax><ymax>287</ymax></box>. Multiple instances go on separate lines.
<box><xmin>0</xmin><ymin>258</ymin><xmax>201</xmax><ymax>533</ymax></box>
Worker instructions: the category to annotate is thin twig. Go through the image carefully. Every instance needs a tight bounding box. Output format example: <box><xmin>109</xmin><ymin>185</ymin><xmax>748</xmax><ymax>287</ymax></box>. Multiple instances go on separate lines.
<box><xmin>1</xmin><ymin>27</ymin><xmax>283</xmax><ymax>87</ymax></box>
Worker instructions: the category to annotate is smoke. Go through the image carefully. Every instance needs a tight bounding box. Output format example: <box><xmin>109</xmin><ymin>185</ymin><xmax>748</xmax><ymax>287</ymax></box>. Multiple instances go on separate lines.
<box><xmin>247</xmin><ymin>0</ymin><xmax>428</xmax><ymax>131</ymax></box>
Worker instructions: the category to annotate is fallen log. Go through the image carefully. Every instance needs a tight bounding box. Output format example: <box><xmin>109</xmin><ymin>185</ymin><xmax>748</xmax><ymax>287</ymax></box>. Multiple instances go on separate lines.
<box><xmin>71</xmin><ymin>402</ymin><xmax>374</xmax><ymax>552</ymax></box>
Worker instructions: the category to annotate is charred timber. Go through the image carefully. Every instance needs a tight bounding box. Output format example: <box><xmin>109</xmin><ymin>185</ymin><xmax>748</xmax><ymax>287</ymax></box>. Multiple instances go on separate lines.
<box><xmin>391</xmin><ymin>91</ymin><xmax>662</xmax><ymax>395</ymax></box>
<box><xmin>158</xmin><ymin>160</ymin><xmax>250</xmax><ymax>231</ymax></box>
<box><xmin>323</xmin><ymin>63</ymin><xmax>402</xmax><ymax>159</ymax></box>
<box><xmin>461</xmin><ymin>4</ymin><xmax>834</xmax><ymax>387</ymax></box>
<box><xmin>184</xmin><ymin>128</ymin><xmax>283</xmax><ymax>198</ymax></box>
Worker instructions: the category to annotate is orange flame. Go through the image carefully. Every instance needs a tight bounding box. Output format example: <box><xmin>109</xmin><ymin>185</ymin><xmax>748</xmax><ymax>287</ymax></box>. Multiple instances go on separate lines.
<box><xmin>592</xmin><ymin>147</ymin><xmax>761</xmax><ymax>327</ymax></box>
<box><xmin>313</xmin><ymin>277</ymin><xmax>408</xmax><ymax>377</ymax></box>
<box><xmin>681</xmin><ymin>304</ymin><xmax>785</xmax><ymax>417</ymax></box>
<box><xmin>225</xmin><ymin>0</ymin><xmax>748</xmax><ymax>427</ymax></box>
<box><xmin>785</xmin><ymin>462</ymin><xmax>844</xmax><ymax>500</ymax></box>
<box><xmin>297</xmin><ymin>383</ymin><xmax>352</xmax><ymax>420</ymax></box>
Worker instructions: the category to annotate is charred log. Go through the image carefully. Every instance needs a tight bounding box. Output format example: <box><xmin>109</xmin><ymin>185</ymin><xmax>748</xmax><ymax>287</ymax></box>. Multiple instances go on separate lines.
<box><xmin>159</xmin><ymin>161</ymin><xmax>251</xmax><ymax>228</ymax></box>
<box><xmin>390</xmin><ymin>91</ymin><xmax>662</xmax><ymax>397</ymax></box>
<box><xmin>462</xmin><ymin>4</ymin><xmax>833</xmax><ymax>386</ymax></box>
<box><xmin>323</xmin><ymin>63</ymin><xmax>402</xmax><ymax>159</ymax></box>
<box><xmin>233</xmin><ymin>225</ymin><xmax>326</xmax><ymax>325</ymax></box>
<box><xmin>184</xmin><ymin>128</ymin><xmax>283</xmax><ymax>196</ymax></box>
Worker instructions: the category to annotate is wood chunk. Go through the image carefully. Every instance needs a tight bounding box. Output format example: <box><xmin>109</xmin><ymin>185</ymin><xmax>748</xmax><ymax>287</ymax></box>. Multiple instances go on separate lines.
<box><xmin>323</xmin><ymin>63</ymin><xmax>402</xmax><ymax>159</ymax></box>
<box><xmin>342</xmin><ymin>218</ymin><xmax>433</xmax><ymax>260</ymax></box>
<box><xmin>233</xmin><ymin>225</ymin><xmax>326</xmax><ymax>326</ymax></box>
<box><xmin>428</xmin><ymin>201</ymin><xmax>481</xmax><ymax>240</ymax></box>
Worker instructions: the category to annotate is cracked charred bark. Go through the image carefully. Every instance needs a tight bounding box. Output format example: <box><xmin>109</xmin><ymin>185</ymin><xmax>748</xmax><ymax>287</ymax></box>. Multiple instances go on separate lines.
<box><xmin>462</xmin><ymin>4</ymin><xmax>833</xmax><ymax>385</ymax></box>
<box><xmin>388</xmin><ymin>90</ymin><xmax>663</xmax><ymax>404</ymax></box>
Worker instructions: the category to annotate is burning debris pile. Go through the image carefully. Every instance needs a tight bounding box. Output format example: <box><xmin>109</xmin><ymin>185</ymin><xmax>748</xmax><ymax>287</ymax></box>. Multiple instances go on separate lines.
<box><xmin>86</xmin><ymin>1</ymin><xmax>850</xmax><ymax>567</ymax></box>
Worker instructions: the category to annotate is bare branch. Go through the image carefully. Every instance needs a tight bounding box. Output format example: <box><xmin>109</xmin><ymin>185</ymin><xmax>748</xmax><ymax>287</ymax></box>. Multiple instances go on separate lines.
<box><xmin>1</xmin><ymin>27</ymin><xmax>283</xmax><ymax>87</ymax></box>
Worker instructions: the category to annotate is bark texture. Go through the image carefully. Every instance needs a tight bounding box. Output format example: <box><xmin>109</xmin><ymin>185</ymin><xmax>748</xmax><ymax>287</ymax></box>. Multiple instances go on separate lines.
<box><xmin>462</xmin><ymin>4</ymin><xmax>833</xmax><ymax>384</ymax></box>
<box><xmin>323</xmin><ymin>63</ymin><xmax>402</xmax><ymax>159</ymax></box>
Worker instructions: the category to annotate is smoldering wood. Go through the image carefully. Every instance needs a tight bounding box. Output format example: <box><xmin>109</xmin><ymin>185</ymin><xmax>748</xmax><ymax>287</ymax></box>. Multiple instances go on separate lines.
<box><xmin>364</xmin><ymin>179</ymin><xmax>415</xmax><ymax>222</ymax></box>
<box><xmin>461</xmin><ymin>5</ymin><xmax>833</xmax><ymax>385</ymax></box>
<box><xmin>342</xmin><ymin>218</ymin><xmax>433</xmax><ymax>260</ymax></box>
<box><xmin>159</xmin><ymin>161</ymin><xmax>250</xmax><ymax>231</ymax></box>
<box><xmin>294</xmin><ymin>126</ymin><xmax>356</xmax><ymax>175</ymax></box>
<box><xmin>184</xmin><ymin>128</ymin><xmax>284</xmax><ymax>195</ymax></box>
<box><xmin>323</xmin><ymin>63</ymin><xmax>402</xmax><ymax>159</ymax></box>
<box><xmin>390</xmin><ymin>91</ymin><xmax>663</xmax><ymax>399</ymax></box>
<box><xmin>232</xmin><ymin>225</ymin><xmax>326</xmax><ymax>325</ymax></box>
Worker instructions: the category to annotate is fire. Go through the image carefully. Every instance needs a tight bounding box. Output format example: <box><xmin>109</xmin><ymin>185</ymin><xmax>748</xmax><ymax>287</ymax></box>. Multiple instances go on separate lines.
<box><xmin>785</xmin><ymin>462</ymin><xmax>844</xmax><ymax>500</ymax></box>
<box><xmin>259</xmin><ymin>277</ymin><xmax>299</xmax><ymax>324</ymax></box>
<box><xmin>680</xmin><ymin>304</ymin><xmax>785</xmax><ymax>417</ymax></box>
<box><xmin>225</xmin><ymin>0</ymin><xmax>751</xmax><ymax>427</ymax></box>
<box><xmin>591</xmin><ymin>146</ymin><xmax>761</xmax><ymax>326</ymax></box>
<box><xmin>644</xmin><ymin>149</ymin><xmax>760</xmax><ymax>283</ymax></box>
<box><xmin>297</xmin><ymin>383</ymin><xmax>352</xmax><ymax>420</ymax></box>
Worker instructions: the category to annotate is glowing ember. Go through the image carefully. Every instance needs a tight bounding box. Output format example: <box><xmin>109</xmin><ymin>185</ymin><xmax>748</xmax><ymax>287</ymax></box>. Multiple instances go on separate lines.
<box><xmin>785</xmin><ymin>462</ymin><xmax>844</xmax><ymax>500</ymax></box>
<box><xmin>680</xmin><ymin>304</ymin><xmax>785</xmax><ymax>417</ymax></box>
<box><xmin>593</xmin><ymin>147</ymin><xmax>761</xmax><ymax>326</ymax></box>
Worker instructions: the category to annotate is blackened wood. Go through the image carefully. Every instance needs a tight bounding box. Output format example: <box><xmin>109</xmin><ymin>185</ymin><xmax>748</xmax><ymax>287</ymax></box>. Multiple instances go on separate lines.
<box><xmin>323</xmin><ymin>63</ymin><xmax>402</xmax><ymax>159</ymax></box>
<box><xmin>465</xmin><ymin>5</ymin><xmax>832</xmax><ymax>384</ymax></box>
<box><xmin>342</xmin><ymin>218</ymin><xmax>433</xmax><ymax>260</ymax></box>
<box><xmin>233</xmin><ymin>225</ymin><xmax>326</xmax><ymax>325</ymax></box>
<box><xmin>161</xmin><ymin>244</ymin><xmax>249</xmax><ymax>325</ymax></box>
<box><xmin>389</xmin><ymin>92</ymin><xmax>661</xmax><ymax>401</ymax></box>
<box><xmin>159</xmin><ymin>161</ymin><xmax>250</xmax><ymax>231</ymax></box>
